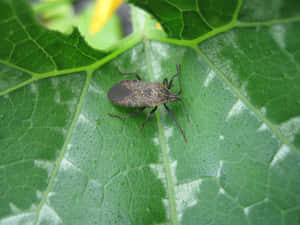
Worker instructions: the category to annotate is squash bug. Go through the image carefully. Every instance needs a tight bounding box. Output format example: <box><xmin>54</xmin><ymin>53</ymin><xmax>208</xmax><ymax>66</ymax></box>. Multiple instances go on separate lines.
<box><xmin>108</xmin><ymin>63</ymin><xmax>190</xmax><ymax>142</ymax></box>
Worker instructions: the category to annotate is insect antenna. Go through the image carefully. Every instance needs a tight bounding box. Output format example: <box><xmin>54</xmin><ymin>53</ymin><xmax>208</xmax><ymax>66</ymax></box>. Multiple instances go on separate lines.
<box><xmin>177</xmin><ymin>64</ymin><xmax>182</xmax><ymax>95</ymax></box>
<box><xmin>168</xmin><ymin>63</ymin><xmax>182</xmax><ymax>94</ymax></box>
<box><xmin>177</xmin><ymin>97</ymin><xmax>191</xmax><ymax>128</ymax></box>
<box><xmin>164</xmin><ymin>104</ymin><xmax>187</xmax><ymax>142</ymax></box>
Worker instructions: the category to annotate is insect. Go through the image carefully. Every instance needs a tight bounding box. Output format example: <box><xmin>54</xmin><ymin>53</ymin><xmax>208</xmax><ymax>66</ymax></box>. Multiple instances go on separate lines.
<box><xmin>107</xmin><ymin>63</ymin><xmax>190</xmax><ymax>142</ymax></box>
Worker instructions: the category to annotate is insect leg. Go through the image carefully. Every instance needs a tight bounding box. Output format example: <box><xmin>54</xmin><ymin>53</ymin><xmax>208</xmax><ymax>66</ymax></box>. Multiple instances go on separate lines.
<box><xmin>163</xmin><ymin>78</ymin><xmax>169</xmax><ymax>88</ymax></box>
<box><xmin>168</xmin><ymin>64</ymin><xmax>182</xmax><ymax>95</ymax></box>
<box><xmin>108</xmin><ymin>107</ymin><xmax>146</xmax><ymax>118</ymax></box>
<box><xmin>167</xmin><ymin>73</ymin><xmax>178</xmax><ymax>89</ymax></box>
<box><xmin>177</xmin><ymin>97</ymin><xmax>191</xmax><ymax>127</ymax></box>
<box><xmin>163</xmin><ymin>104</ymin><xmax>187</xmax><ymax>142</ymax></box>
<box><xmin>138</xmin><ymin>107</ymin><xmax>158</xmax><ymax>133</ymax></box>
<box><xmin>115</xmin><ymin>67</ymin><xmax>142</xmax><ymax>80</ymax></box>
<box><xmin>177</xmin><ymin>64</ymin><xmax>182</xmax><ymax>95</ymax></box>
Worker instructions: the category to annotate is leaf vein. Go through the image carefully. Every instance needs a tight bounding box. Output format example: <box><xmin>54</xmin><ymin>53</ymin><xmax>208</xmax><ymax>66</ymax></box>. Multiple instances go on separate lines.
<box><xmin>33</xmin><ymin>71</ymin><xmax>93</xmax><ymax>225</ymax></box>
<box><xmin>193</xmin><ymin>47</ymin><xmax>300</xmax><ymax>155</ymax></box>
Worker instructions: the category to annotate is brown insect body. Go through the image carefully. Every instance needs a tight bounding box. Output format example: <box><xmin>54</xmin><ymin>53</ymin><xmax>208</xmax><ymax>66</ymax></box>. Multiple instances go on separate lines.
<box><xmin>108</xmin><ymin>80</ymin><xmax>178</xmax><ymax>107</ymax></box>
<box><xmin>108</xmin><ymin>64</ymin><xmax>190</xmax><ymax>142</ymax></box>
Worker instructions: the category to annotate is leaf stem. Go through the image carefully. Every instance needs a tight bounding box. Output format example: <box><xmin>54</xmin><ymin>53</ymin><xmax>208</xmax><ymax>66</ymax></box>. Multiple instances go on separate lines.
<box><xmin>236</xmin><ymin>16</ymin><xmax>300</xmax><ymax>27</ymax></box>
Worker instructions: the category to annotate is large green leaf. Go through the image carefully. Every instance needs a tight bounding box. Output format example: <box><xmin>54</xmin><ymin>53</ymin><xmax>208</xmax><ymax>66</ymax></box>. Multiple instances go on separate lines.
<box><xmin>0</xmin><ymin>0</ymin><xmax>300</xmax><ymax>225</ymax></box>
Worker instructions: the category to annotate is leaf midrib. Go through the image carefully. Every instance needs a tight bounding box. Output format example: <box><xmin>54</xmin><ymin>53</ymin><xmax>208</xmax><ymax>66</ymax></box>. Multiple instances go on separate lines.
<box><xmin>144</xmin><ymin>39</ymin><xmax>179</xmax><ymax>225</ymax></box>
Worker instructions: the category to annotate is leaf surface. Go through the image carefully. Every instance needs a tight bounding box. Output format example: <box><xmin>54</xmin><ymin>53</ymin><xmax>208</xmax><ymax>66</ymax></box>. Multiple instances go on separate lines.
<box><xmin>0</xmin><ymin>0</ymin><xmax>300</xmax><ymax>225</ymax></box>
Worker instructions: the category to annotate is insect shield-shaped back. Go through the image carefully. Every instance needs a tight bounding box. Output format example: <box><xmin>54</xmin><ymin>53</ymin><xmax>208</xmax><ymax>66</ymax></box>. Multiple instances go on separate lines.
<box><xmin>108</xmin><ymin>80</ymin><xmax>173</xmax><ymax>107</ymax></box>
<box><xmin>107</xmin><ymin>64</ymin><xmax>190</xmax><ymax>142</ymax></box>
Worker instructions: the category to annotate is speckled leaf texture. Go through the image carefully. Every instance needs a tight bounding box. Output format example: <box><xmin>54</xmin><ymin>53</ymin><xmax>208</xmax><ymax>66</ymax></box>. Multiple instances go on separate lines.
<box><xmin>0</xmin><ymin>0</ymin><xmax>299</xmax><ymax>225</ymax></box>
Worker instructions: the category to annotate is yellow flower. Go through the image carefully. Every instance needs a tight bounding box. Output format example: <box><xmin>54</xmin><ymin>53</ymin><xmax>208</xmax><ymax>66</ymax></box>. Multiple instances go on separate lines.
<box><xmin>156</xmin><ymin>22</ymin><xmax>162</xmax><ymax>30</ymax></box>
<box><xmin>90</xmin><ymin>0</ymin><xmax>123</xmax><ymax>35</ymax></box>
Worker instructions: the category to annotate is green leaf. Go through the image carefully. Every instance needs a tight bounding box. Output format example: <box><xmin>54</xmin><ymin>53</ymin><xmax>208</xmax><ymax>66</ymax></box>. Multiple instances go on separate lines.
<box><xmin>1</xmin><ymin>0</ymin><xmax>300</xmax><ymax>225</ymax></box>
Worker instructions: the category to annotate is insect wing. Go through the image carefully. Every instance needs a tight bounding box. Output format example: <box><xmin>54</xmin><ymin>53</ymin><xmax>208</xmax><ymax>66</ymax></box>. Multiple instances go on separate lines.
<box><xmin>108</xmin><ymin>81</ymin><xmax>132</xmax><ymax>104</ymax></box>
<box><xmin>108</xmin><ymin>80</ymin><xmax>169</xmax><ymax>107</ymax></box>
